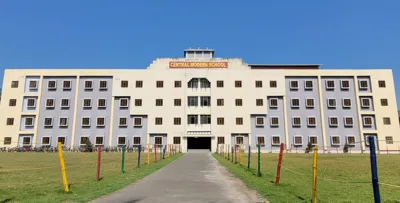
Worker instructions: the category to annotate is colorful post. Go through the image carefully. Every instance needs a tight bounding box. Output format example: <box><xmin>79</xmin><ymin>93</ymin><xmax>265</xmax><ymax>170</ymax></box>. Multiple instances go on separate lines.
<box><xmin>312</xmin><ymin>146</ymin><xmax>318</xmax><ymax>203</ymax></box>
<box><xmin>369</xmin><ymin>136</ymin><xmax>381</xmax><ymax>203</ymax></box>
<box><xmin>147</xmin><ymin>143</ymin><xmax>150</xmax><ymax>165</ymax></box>
<box><xmin>275</xmin><ymin>143</ymin><xmax>284</xmax><ymax>184</ymax></box>
<box><xmin>57</xmin><ymin>142</ymin><xmax>69</xmax><ymax>192</ymax></box>
<box><xmin>138</xmin><ymin>145</ymin><xmax>141</xmax><ymax>168</ymax></box>
<box><xmin>96</xmin><ymin>146</ymin><xmax>101</xmax><ymax>181</ymax></box>
<box><xmin>239</xmin><ymin>145</ymin><xmax>243</xmax><ymax>165</ymax></box>
<box><xmin>234</xmin><ymin>145</ymin><xmax>237</xmax><ymax>164</ymax></box>
<box><xmin>154</xmin><ymin>144</ymin><xmax>157</xmax><ymax>163</ymax></box>
<box><xmin>121</xmin><ymin>146</ymin><xmax>125</xmax><ymax>173</ymax></box>
<box><xmin>160</xmin><ymin>144</ymin><xmax>163</xmax><ymax>160</ymax></box>
<box><xmin>247</xmin><ymin>145</ymin><xmax>251</xmax><ymax>169</ymax></box>
<box><xmin>169</xmin><ymin>144</ymin><xmax>172</xmax><ymax>157</ymax></box>
<box><xmin>257</xmin><ymin>144</ymin><xmax>261</xmax><ymax>177</ymax></box>
<box><xmin>231</xmin><ymin>146</ymin><xmax>234</xmax><ymax>162</ymax></box>
<box><xmin>228</xmin><ymin>144</ymin><xmax>230</xmax><ymax>161</ymax></box>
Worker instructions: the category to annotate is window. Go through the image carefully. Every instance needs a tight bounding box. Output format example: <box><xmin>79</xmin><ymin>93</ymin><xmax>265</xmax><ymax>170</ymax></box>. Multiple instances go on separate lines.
<box><xmin>119</xmin><ymin>117</ymin><xmax>127</xmax><ymax>127</ymax></box>
<box><xmin>25</xmin><ymin>117</ymin><xmax>34</xmax><ymax>126</ymax></box>
<box><xmin>134</xmin><ymin>99</ymin><xmax>142</xmax><ymax>107</ymax></box>
<box><xmin>291</xmin><ymin>98</ymin><xmax>300</xmax><ymax>108</ymax></box>
<box><xmin>27</xmin><ymin>98</ymin><xmax>36</xmax><ymax>107</ymax></box>
<box><xmin>270</xmin><ymin>117</ymin><xmax>279</xmax><ymax>126</ymax></box>
<box><xmin>326</xmin><ymin>80</ymin><xmax>335</xmax><ymax>89</ymax></box>
<box><xmin>307</xmin><ymin>117</ymin><xmax>316</xmax><ymax>127</ymax></box>
<box><xmin>217</xmin><ymin>137</ymin><xmax>224</xmax><ymax>144</ymax></box>
<box><xmin>174</xmin><ymin>99</ymin><xmax>181</xmax><ymax>106</ymax></box>
<box><xmin>96</xmin><ymin>117</ymin><xmax>105</xmax><ymax>127</ymax></box>
<box><xmin>83</xmin><ymin>99</ymin><xmax>91</xmax><ymax>108</ymax></box>
<box><xmin>84</xmin><ymin>80</ymin><xmax>93</xmax><ymax>90</ymax></box>
<box><xmin>363</xmin><ymin>117</ymin><xmax>373</xmax><ymax>127</ymax></box>
<box><xmin>82</xmin><ymin>117</ymin><xmax>90</xmax><ymax>127</ymax></box>
<box><xmin>289</xmin><ymin>80</ymin><xmax>299</xmax><ymax>89</ymax></box>
<box><xmin>217</xmin><ymin>117</ymin><xmax>224</xmax><ymax>125</ymax></box>
<box><xmin>272</xmin><ymin>136</ymin><xmax>280</xmax><ymax>145</ymax></box>
<box><xmin>383</xmin><ymin>117</ymin><xmax>391</xmax><ymax>125</ymax></box>
<box><xmin>11</xmin><ymin>81</ymin><xmax>19</xmax><ymax>88</ymax></box>
<box><xmin>133</xmin><ymin>117</ymin><xmax>142</xmax><ymax>127</ymax></box>
<box><xmin>257</xmin><ymin>136</ymin><xmax>265</xmax><ymax>146</ymax></box>
<box><xmin>188</xmin><ymin>115</ymin><xmax>198</xmax><ymax>124</ymax></box>
<box><xmin>173</xmin><ymin>137</ymin><xmax>181</xmax><ymax>144</ymax></box>
<box><xmin>188</xmin><ymin>96</ymin><xmax>198</xmax><ymax>106</ymax></box>
<box><xmin>46</xmin><ymin>99</ymin><xmax>55</xmax><ymax>108</ymax></box>
<box><xmin>29</xmin><ymin>81</ymin><xmax>38</xmax><ymax>90</ymax></box>
<box><xmin>95</xmin><ymin>136</ymin><xmax>104</xmax><ymax>145</ymax></box>
<box><xmin>22</xmin><ymin>137</ymin><xmax>32</xmax><ymax>146</ymax></box>
<box><xmin>341</xmin><ymin>80</ymin><xmax>350</xmax><ymax>90</ymax></box>
<box><xmin>155</xmin><ymin>137</ymin><xmax>162</xmax><ymax>145</ymax></box>
<box><xmin>344</xmin><ymin>117</ymin><xmax>354</xmax><ymax>127</ymax></box>
<box><xmin>327</xmin><ymin>99</ymin><xmax>336</xmax><ymax>108</ymax></box>
<box><xmin>200</xmin><ymin>115</ymin><xmax>211</xmax><ymax>124</ymax></box>
<box><xmin>235</xmin><ymin>99</ymin><xmax>243</xmax><ymax>106</ymax></box>
<box><xmin>3</xmin><ymin>137</ymin><xmax>12</xmax><ymax>145</ymax></box>
<box><xmin>174</xmin><ymin>81</ymin><xmax>182</xmax><ymax>88</ymax></box>
<box><xmin>270</xmin><ymin>81</ymin><xmax>277</xmax><ymax>88</ymax></box>
<box><xmin>309</xmin><ymin>136</ymin><xmax>318</xmax><ymax>145</ymax></box>
<box><xmin>236</xmin><ymin>117</ymin><xmax>243</xmax><ymax>125</ymax></box>
<box><xmin>385</xmin><ymin>136</ymin><xmax>393</xmax><ymax>144</ymax></box>
<box><xmin>217</xmin><ymin>99</ymin><xmax>224</xmax><ymax>106</ymax></box>
<box><xmin>99</xmin><ymin>81</ymin><xmax>107</xmax><ymax>90</ymax></box>
<box><xmin>359</xmin><ymin>80</ymin><xmax>369</xmax><ymax>89</ymax></box>
<box><xmin>235</xmin><ymin>81</ymin><xmax>242</xmax><ymax>88</ymax></box>
<box><xmin>329</xmin><ymin>117</ymin><xmax>338</xmax><ymax>127</ymax></box>
<box><xmin>98</xmin><ymin>99</ymin><xmax>106</xmax><ymax>108</ymax></box>
<box><xmin>381</xmin><ymin>99</ymin><xmax>388</xmax><ymax>106</ymax></box>
<box><xmin>292</xmin><ymin>117</ymin><xmax>301</xmax><ymax>127</ymax></box>
<box><xmin>306</xmin><ymin>98</ymin><xmax>315</xmax><ymax>108</ymax></box>
<box><xmin>136</xmin><ymin>80</ymin><xmax>143</xmax><ymax>88</ymax></box>
<box><xmin>59</xmin><ymin>117</ymin><xmax>68</xmax><ymax>127</ymax></box>
<box><xmin>155</xmin><ymin>99</ymin><xmax>163</xmax><ymax>106</ymax></box>
<box><xmin>256</xmin><ymin>99</ymin><xmax>263</xmax><ymax>106</ymax></box>
<box><xmin>331</xmin><ymin>136</ymin><xmax>340</xmax><ymax>146</ymax></box>
<box><xmin>80</xmin><ymin>137</ymin><xmax>89</xmax><ymax>145</ymax></box>
<box><xmin>118</xmin><ymin>137</ymin><xmax>126</xmax><ymax>145</ymax></box>
<box><xmin>200</xmin><ymin>97</ymin><xmax>211</xmax><ymax>106</ymax></box>
<box><xmin>134</xmin><ymin>137</ymin><xmax>141</xmax><ymax>145</ymax></box>
<box><xmin>156</xmin><ymin>81</ymin><xmax>163</xmax><ymax>88</ymax></box>
<box><xmin>342</xmin><ymin>98</ymin><xmax>352</xmax><ymax>108</ymax></box>
<box><xmin>188</xmin><ymin>78</ymin><xmax>198</xmax><ymax>88</ymax></box>
<box><xmin>236</xmin><ymin>136</ymin><xmax>244</xmax><ymax>144</ymax></box>
<box><xmin>44</xmin><ymin>117</ymin><xmax>53</xmax><ymax>127</ymax></box>
<box><xmin>48</xmin><ymin>80</ymin><xmax>56</xmax><ymax>90</ymax></box>
<box><xmin>217</xmin><ymin>80</ymin><xmax>224</xmax><ymax>88</ymax></box>
<box><xmin>121</xmin><ymin>80</ymin><xmax>128</xmax><ymax>88</ymax></box>
<box><xmin>269</xmin><ymin>98</ymin><xmax>278</xmax><ymax>108</ymax></box>
<box><xmin>255</xmin><ymin>117</ymin><xmax>264</xmax><ymax>126</ymax></box>
<box><xmin>347</xmin><ymin>136</ymin><xmax>356</xmax><ymax>145</ymax></box>
<box><xmin>361</xmin><ymin>98</ymin><xmax>371</xmax><ymax>108</ymax></box>
<box><xmin>155</xmin><ymin>117</ymin><xmax>163</xmax><ymax>125</ymax></box>
<box><xmin>58</xmin><ymin>137</ymin><xmax>66</xmax><ymax>145</ymax></box>
<box><xmin>42</xmin><ymin>137</ymin><xmax>50</xmax><ymax>145</ymax></box>
<box><xmin>120</xmin><ymin>98</ymin><xmax>129</xmax><ymax>108</ymax></box>
<box><xmin>255</xmin><ymin>81</ymin><xmax>263</xmax><ymax>88</ymax></box>
<box><xmin>200</xmin><ymin>78</ymin><xmax>210</xmax><ymax>88</ymax></box>
<box><xmin>9</xmin><ymin>99</ymin><xmax>16</xmax><ymax>106</ymax></box>
<box><xmin>305</xmin><ymin>80</ymin><xmax>313</xmax><ymax>90</ymax></box>
<box><xmin>6</xmin><ymin>118</ymin><xmax>14</xmax><ymax>125</ymax></box>
<box><xmin>61</xmin><ymin>98</ymin><xmax>70</xmax><ymax>108</ymax></box>
<box><xmin>378</xmin><ymin>80</ymin><xmax>386</xmax><ymax>88</ymax></box>
<box><xmin>294</xmin><ymin>136</ymin><xmax>303</xmax><ymax>146</ymax></box>
<box><xmin>63</xmin><ymin>80</ymin><xmax>71</xmax><ymax>90</ymax></box>
<box><xmin>174</xmin><ymin>117</ymin><xmax>181</xmax><ymax>125</ymax></box>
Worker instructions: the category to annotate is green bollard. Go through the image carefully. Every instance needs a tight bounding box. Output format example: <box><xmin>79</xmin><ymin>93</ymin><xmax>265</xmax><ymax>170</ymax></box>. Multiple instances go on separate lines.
<box><xmin>121</xmin><ymin>146</ymin><xmax>125</xmax><ymax>174</ymax></box>
<box><xmin>257</xmin><ymin>144</ymin><xmax>261</xmax><ymax>177</ymax></box>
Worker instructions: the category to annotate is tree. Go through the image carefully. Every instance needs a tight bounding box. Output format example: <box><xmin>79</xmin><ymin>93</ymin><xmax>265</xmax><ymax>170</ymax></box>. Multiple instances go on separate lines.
<box><xmin>343</xmin><ymin>143</ymin><xmax>349</xmax><ymax>153</ymax></box>
<box><xmin>84</xmin><ymin>139</ymin><xmax>93</xmax><ymax>152</ymax></box>
<box><xmin>305</xmin><ymin>142</ymin><xmax>313</xmax><ymax>153</ymax></box>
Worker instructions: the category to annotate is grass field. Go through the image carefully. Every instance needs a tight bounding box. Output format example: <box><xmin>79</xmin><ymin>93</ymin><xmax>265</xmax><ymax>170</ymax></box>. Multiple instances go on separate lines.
<box><xmin>214</xmin><ymin>153</ymin><xmax>400</xmax><ymax>203</ymax></box>
<box><xmin>0</xmin><ymin>151</ymin><xmax>181</xmax><ymax>203</ymax></box>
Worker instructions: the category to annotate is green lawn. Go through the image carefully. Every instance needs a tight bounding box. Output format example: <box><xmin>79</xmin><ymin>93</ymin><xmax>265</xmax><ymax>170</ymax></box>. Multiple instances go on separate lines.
<box><xmin>214</xmin><ymin>153</ymin><xmax>400</xmax><ymax>203</ymax></box>
<box><xmin>0</xmin><ymin>151</ymin><xmax>182</xmax><ymax>203</ymax></box>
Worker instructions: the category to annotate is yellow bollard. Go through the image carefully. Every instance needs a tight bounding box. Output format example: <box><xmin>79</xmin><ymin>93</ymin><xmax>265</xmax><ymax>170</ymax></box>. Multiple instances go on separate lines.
<box><xmin>57</xmin><ymin>142</ymin><xmax>69</xmax><ymax>192</ymax></box>
<box><xmin>147</xmin><ymin>143</ymin><xmax>150</xmax><ymax>165</ymax></box>
<box><xmin>312</xmin><ymin>146</ymin><xmax>318</xmax><ymax>203</ymax></box>
<box><xmin>239</xmin><ymin>145</ymin><xmax>243</xmax><ymax>165</ymax></box>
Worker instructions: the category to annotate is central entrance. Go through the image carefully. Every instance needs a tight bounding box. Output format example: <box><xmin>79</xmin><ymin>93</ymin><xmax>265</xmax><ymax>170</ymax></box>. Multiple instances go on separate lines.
<box><xmin>187</xmin><ymin>137</ymin><xmax>211</xmax><ymax>151</ymax></box>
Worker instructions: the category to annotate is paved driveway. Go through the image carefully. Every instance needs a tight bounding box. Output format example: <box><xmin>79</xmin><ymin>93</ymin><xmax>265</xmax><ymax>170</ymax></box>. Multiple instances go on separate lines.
<box><xmin>90</xmin><ymin>152</ymin><xmax>265</xmax><ymax>203</ymax></box>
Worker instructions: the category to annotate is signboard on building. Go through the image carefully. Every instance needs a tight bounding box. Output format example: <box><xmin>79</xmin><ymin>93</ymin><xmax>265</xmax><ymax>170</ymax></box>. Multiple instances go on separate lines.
<box><xmin>169</xmin><ymin>62</ymin><xmax>228</xmax><ymax>68</ymax></box>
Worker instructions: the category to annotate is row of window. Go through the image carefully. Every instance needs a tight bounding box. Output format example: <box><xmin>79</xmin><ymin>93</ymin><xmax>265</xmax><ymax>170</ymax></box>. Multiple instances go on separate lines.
<box><xmin>289</xmin><ymin>98</ymin><xmax>388</xmax><ymax>109</ymax></box>
<box><xmin>289</xmin><ymin>79</ymin><xmax>386</xmax><ymax>91</ymax></box>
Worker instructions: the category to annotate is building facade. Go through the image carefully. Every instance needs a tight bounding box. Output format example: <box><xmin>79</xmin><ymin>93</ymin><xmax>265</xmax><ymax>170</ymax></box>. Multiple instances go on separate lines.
<box><xmin>0</xmin><ymin>49</ymin><xmax>399</xmax><ymax>153</ymax></box>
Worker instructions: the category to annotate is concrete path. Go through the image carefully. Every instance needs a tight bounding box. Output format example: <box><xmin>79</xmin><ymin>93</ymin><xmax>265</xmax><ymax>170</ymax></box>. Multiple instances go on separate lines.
<box><xmin>90</xmin><ymin>152</ymin><xmax>265</xmax><ymax>203</ymax></box>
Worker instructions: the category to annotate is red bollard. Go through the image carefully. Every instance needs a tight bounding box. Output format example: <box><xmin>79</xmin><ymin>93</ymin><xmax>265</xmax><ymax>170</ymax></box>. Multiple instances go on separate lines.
<box><xmin>275</xmin><ymin>143</ymin><xmax>284</xmax><ymax>184</ymax></box>
<box><xmin>96</xmin><ymin>146</ymin><xmax>101</xmax><ymax>181</ymax></box>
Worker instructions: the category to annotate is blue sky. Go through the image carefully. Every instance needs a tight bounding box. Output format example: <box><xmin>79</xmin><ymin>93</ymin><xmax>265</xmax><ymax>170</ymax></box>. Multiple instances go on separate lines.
<box><xmin>1</xmin><ymin>0</ymin><xmax>399</xmax><ymax>107</ymax></box>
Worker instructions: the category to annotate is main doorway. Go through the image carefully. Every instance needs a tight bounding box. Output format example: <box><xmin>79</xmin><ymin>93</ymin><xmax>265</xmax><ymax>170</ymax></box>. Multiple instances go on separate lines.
<box><xmin>187</xmin><ymin>137</ymin><xmax>211</xmax><ymax>151</ymax></box>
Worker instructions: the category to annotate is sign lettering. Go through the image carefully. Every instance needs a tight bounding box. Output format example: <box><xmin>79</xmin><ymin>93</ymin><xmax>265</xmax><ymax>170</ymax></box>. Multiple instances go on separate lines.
<box><xmin>169</xmin><ymin>62</ymin><xmax>228</xmax><ymax>68</ymax></box>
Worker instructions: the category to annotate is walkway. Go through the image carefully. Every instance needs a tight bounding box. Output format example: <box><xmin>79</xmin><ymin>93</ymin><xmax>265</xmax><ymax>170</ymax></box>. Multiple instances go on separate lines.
<box><xmin>90</xmin><ymin>152</ymin><xmax>265</xmax><ymax>203</ymax></box>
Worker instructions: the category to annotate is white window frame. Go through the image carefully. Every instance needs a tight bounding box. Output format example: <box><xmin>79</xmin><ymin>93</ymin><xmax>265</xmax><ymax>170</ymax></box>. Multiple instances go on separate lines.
<box><xmin>340</xmin><ymin>80</ymin><xmax>350</xmax><ymax>90</ymax></box>
<box><xmin>154</xmin><ymin>136</ymin><xmax>163</xmax><ymax>145</ymax></box>
<box><xmin>95</xmin><ymin>136</ymin><xmax>104</xmax><ymax>145</ymax></box>
<box><xmin>359</xmin><ymin>80</ymin><xmax>369</xmax><ymax>90</ymax></box>
<box><xmin>269</xmin><ymin>98</ymin><xmax>278</xmax><ymax>108</ymax></box>
<box><xmin>342</xmin><ymin>98</ymin><xmax>352</xmax><ymax>108</ymax></box>
<box><xmin>96</xmin><ymin>117</ymin><xmax>106</xmax><ymax>127</ymax></box>
<box><xmin>346</xmin><ymin>136</ymin><xmax>356</xmax><ymax>146</ymax></box>
<box><xmin>47</xmin><ymin>80</ymin><xmax>57</xmax><ymax>90</ymax></box>
<box><xmin>59</xmin><ymin>117</ymin><xmax>69</xmax><ymax>127</ymax></box>
<box><xmin>79</xmin><ymin>136</ymin><xmax>90</xmax><ymax>145</ymax></box>
<box><xmin>256</xmin><ymin>135</ymin><xmax>265</xmax><ymax>146</ymax></box>
<box><xmin>97</xmin><ymin>98</ymin><xmax>107</xmax><ymax>108</ymax></box>
<box><xmin>289</xmin><ymin>80</ymin><xmax>299</xmax><ymax>90</ymax></box>
<box><xmin>291</xmin><ymin>98</ymin><xmax>300</xmax><ymax>108</ymax></box>
<box><xmin>29</xmin><ymin>80</ymin><xmax>38</xmax><ymax>90</ymax></box>
<box><xmin>62</xmin><ymin>80</ymin><xmax>72</xmax><ymax>90</ymax></box>
<box><xmin>304</xmin><ymin>80</ymin><xmax>313</xmax><ymax>90</ymax></box>
<box><xmin>328</xmin><ymin>116</ymin><xmax>339</xmax><ymax>127</ymax></box>
<box><xmin>307</xmin><ymin>116</ymin><xmax>317</xmax><ymax>127</ymax></box>
<box><xmin>45</xmin><ymin>98</ymin><xmax>55</xmax><ymax>108</ymax></box>
<box><xmin>344</xmin><ymin>116</ymin><xmax>354</xmax><ymax>127</ymax></box>
<box><xmin>60</xmin><ymin>98</ymin><xmax>70</xmax><ymax>108</ymax></box>
<box><xmin>292</xmin><ymin>116</ymin><xmax>301</xmax><ymax>127</ymax></box>
<box><xmin>270</xmin><ymin>117</ymin><xmax>279</xmax><ymax>127</ymax></box>
<box><xmin>361</xmin><ymin>98</ymin><xmax>371</xmax><ymax>108</ymax></box>
<box><xmin>271</xmin><ymin>136</ymin><xmax>281</xmax><ymax>146</ymax></box>
<box><xmin>24</xmin><ymin>117</ymin><xmax>34</xmax><ymax>127</ymax></box>
<box><xmin>331</xmin><ymin>135</ymin><xmax>341</xmax><ymax>146</ymax></box>
<box><xmin>235</xmin><ymin>136</ymin><xmax>244</xmax><ymax>145</ymax></box>
<box><xmin>22</xmin><ymin>136</ymin><xmax>32</xmax><ymax>146</ymax></box>
<box><xmin>84</xmin><ymin>80</ymin><xmax>93</xmax><ymax>90</ymax></box>
<box><xmin>255</xmin><ymin>117</ymin><xmax>265</xmax><ymax>127</ymax></box>
<box><xmin>293</xmin><ymin>136</ymin><xmax>303</xmax><ymax>146</ymax></box>
<box><xmin>117</xmin><ymin>136</ymin><xmax>126</xmax><ymax>145</ymax></box>
<box><xmin>309</xmin><ymin>135</ymin><xmax>318</xmax><ymax>146</ymax></box>
<box><xmin>327</xmin><ymin>98</ymin><xmax>336</xmax><ymax>108</ymax></box>
<box><xmin>27</xmin><ymin>98</ymin><xmax>36</xmax><ymax>108</ymax></box>
<box><xmin>99</xmin><ymin>80</ymin><xmax>108</xmax><ymax>90</ymax></box>
<box><xmin>120</xmin><ymin>98</ymin><xmax>129</xmax><ymax>108</ymax></box>
<box><xmin>42</xmin><ymin>136</ymin><xmax>51</xmax><ymax>146</ymax></box>
<box><xmin>57</xmin><ymin>136</ymin><xmax>67</xmax><ymax>146</ymax></box>
<box><xmin>83</xmin><ymin>98</ymin><xmax>92</xmax><ymax>108</ymax></box>
<box><xmin>44</xmin><ymin>117</ymin><xmax>53</xmax><ymax>127</ymax></box>
<box><xmin>119</xmin><ymin>117</ymin><xmax>128</xmax><ymax>127</ymax></box>
<box><xmin>305</xmin><ymin>98</ymin><xmax>315</xmax><ymax>108</ymax></box>
<box><xmin>81</xmin><ymin>117</ymin><xmax>91</xmax><ymax>127</ymax></box>
<box><xmin>133</xmin><ymin>117</ymin><xmax>142</xmax><ymax>127</ymax></box>
<box><xmin>363</xmin><ymin>116</ymin><xmax>373</xmax><ymax>127</ymax></box>
<box><xmin>325</xmin><ymin>80</ymin><xmax>335</xmax><ymax>90</ymax></box>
